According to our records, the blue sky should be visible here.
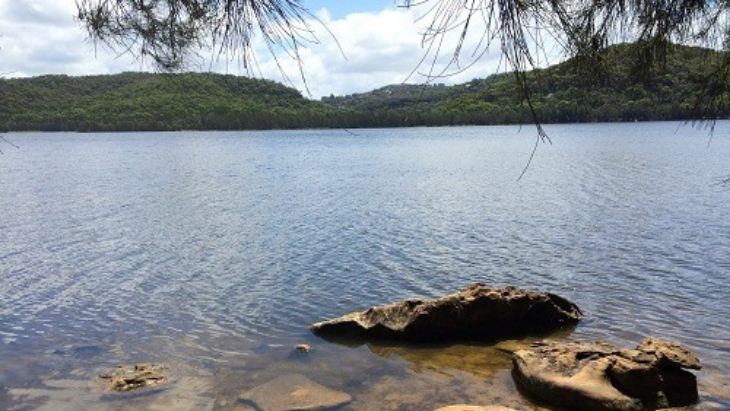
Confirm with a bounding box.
[303,1,403,19]
[0,1,517,98]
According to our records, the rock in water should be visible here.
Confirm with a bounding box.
[295,344,311,353]
[310,283,582,342]
[98,363,168,392]
[239,374,351,411]
[512,337,701,411]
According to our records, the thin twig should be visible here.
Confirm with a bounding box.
[0,135,20,154]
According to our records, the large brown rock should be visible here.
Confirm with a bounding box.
[512,338,701,411]
[310,283,582,342]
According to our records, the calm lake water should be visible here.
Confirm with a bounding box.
[1,123,729,411]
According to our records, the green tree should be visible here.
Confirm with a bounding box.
[76,1,729,116]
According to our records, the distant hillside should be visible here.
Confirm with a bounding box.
[0,43,727,132]
[322,43,730,125]
[0,72,338,132]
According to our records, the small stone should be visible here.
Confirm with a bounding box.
[295,344,311,353]
[98,363,168,392]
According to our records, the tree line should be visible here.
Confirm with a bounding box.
[0,72,336,132]
[0,44,727,132]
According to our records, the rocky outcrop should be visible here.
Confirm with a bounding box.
[98,363,168,392]
[512,338,701,411]
[311,283,582,342]
[239,374,351,411]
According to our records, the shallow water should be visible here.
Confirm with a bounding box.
[1,123,729,410]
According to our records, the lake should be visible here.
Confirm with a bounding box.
[1,122,729,411]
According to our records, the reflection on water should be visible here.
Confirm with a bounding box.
[368,343,514,380]
[1,124,730,410]
[365,330,577,380]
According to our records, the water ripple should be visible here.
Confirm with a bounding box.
[1,126,730,408]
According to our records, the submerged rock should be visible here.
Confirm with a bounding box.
[239,374,351,411]
[295,344,311,353]
[98,363,168,392]
[311,283,582,342]
[512,337,701,411]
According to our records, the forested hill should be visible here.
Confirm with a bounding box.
[323,43,730,125]
[1,43,727,132]
[0,72,339,132]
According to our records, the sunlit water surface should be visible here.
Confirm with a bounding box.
[1,123,729,411]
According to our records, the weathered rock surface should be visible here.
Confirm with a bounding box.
[98,363,168,392]
[435,404,516,411]
[512,337,701,411]
[310,283,582,342]
[239,374,351,411]
[431,406,519,411]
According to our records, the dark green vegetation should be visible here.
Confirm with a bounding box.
[325,44,730,126]
[0,72,337,131]
[1,44,727,132]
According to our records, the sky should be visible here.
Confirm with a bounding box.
[0,1,559,99]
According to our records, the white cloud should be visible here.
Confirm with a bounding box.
[3,0,76,27]
[0,0,553,98]
[241,7,510,98]
[0,0,151,77]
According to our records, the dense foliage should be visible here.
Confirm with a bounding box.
[326,43,730,126]
[0,44,727,132]
[0,72,339,131]
[76,1,730,123]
